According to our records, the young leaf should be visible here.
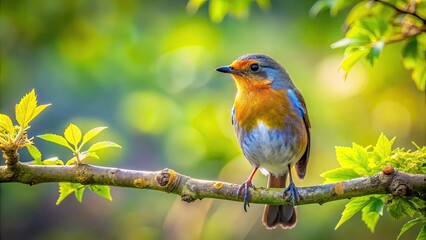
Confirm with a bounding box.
[42,157,64,166]
[0,114,15,136]
[340,47,370,77]
[74,186,85,203]
[31,104,51,124]
[361,197,384,233]
[335,145,370,175]
[65,157,77,166]
[374,133,395,159]
[15,89,37,128]
[15,89,50,128]
[366,40,384,65]
[321,167,361,183]
[57,183,86,204]
[38,134,74,151]
[64,123,82,149]
[402,35,426,91]
[81,126,108,148]
[26,144,42,165]
[387,198,417,220]
[57,182,75,205]
[352,143,371,173]
[397,217,426,240]
[88,141,121,152]
[89,185,112,201]
[335,196,374,229]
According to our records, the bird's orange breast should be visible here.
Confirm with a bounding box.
[233,84,293,132]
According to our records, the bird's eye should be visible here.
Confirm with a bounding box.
[250,63,260,72]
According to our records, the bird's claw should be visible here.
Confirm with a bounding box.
[237,181,255,212]
[283,181,300,206]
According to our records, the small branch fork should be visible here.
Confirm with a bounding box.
[1,163,425,205]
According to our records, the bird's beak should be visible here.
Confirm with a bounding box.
[215,66,234,74]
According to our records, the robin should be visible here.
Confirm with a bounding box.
[216,54,311,229]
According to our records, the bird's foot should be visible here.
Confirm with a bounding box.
[237,181,255,212]
[283,182,300,206]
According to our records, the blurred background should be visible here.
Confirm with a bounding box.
[1,0,424,239]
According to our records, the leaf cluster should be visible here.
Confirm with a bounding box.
[37,123,120,204]
[1,90,121,205]
[0,89,50,163]
[311,0,426,90]
[186,0,270,22]
[322,133,425,239]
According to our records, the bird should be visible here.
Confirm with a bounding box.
[216,54,311,229]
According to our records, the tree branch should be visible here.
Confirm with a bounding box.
[1,163,425,205]
[375,0,426,24]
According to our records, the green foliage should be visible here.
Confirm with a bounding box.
[188,0,425,90]
[39,124,121,164]
[398,217,426,240]
[0,90,120,205]
[187,0,270,22]
[0,89,50,153]
[324,133,426,237]
[312,0,426,90]
[57,183,112,205]
[15,89,51,129]
[39,123,120,204]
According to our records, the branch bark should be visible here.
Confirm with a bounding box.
[1,163,425,205]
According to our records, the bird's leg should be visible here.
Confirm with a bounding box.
[237,166,258,212]
[283,164,300,205]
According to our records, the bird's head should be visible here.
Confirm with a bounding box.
[216,54,292,91]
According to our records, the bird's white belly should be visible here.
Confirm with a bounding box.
[239,121,301,176]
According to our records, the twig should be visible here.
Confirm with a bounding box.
[375,0,426,24]
[1,163,425,205]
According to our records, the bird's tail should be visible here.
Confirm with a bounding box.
[262,174,297,229]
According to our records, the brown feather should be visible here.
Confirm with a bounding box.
[262,174,297,229]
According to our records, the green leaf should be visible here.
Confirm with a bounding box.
[66,157,77,166]
[374,133,395,159]
[335,144,370,175]
[15,89,50,128]
[74,187,85,203]
[81,126,108,148]
[64,123,82,149]
[26,144,42,165]
[397,217,426,240]
[352,143,371,173]
[387,198,417,219]
[186,0,208,13]
[402,35,426,91]
[331,38,354,49]
[209,0,229,22]
[340,46,370,77]
[417,226,426,240]
[321,167,361,183]
[89,185,112,201]
[57,183,85,205]
[38,134,74,151]
[335,196,373,229]
[42,157,64,166]
[31,104,51,123]
[57,182,75,205]
[0,114,15,136]
[88,141,121,152]
[366,40,384,65]
[361,197,384,233]
[310,0,334,17]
